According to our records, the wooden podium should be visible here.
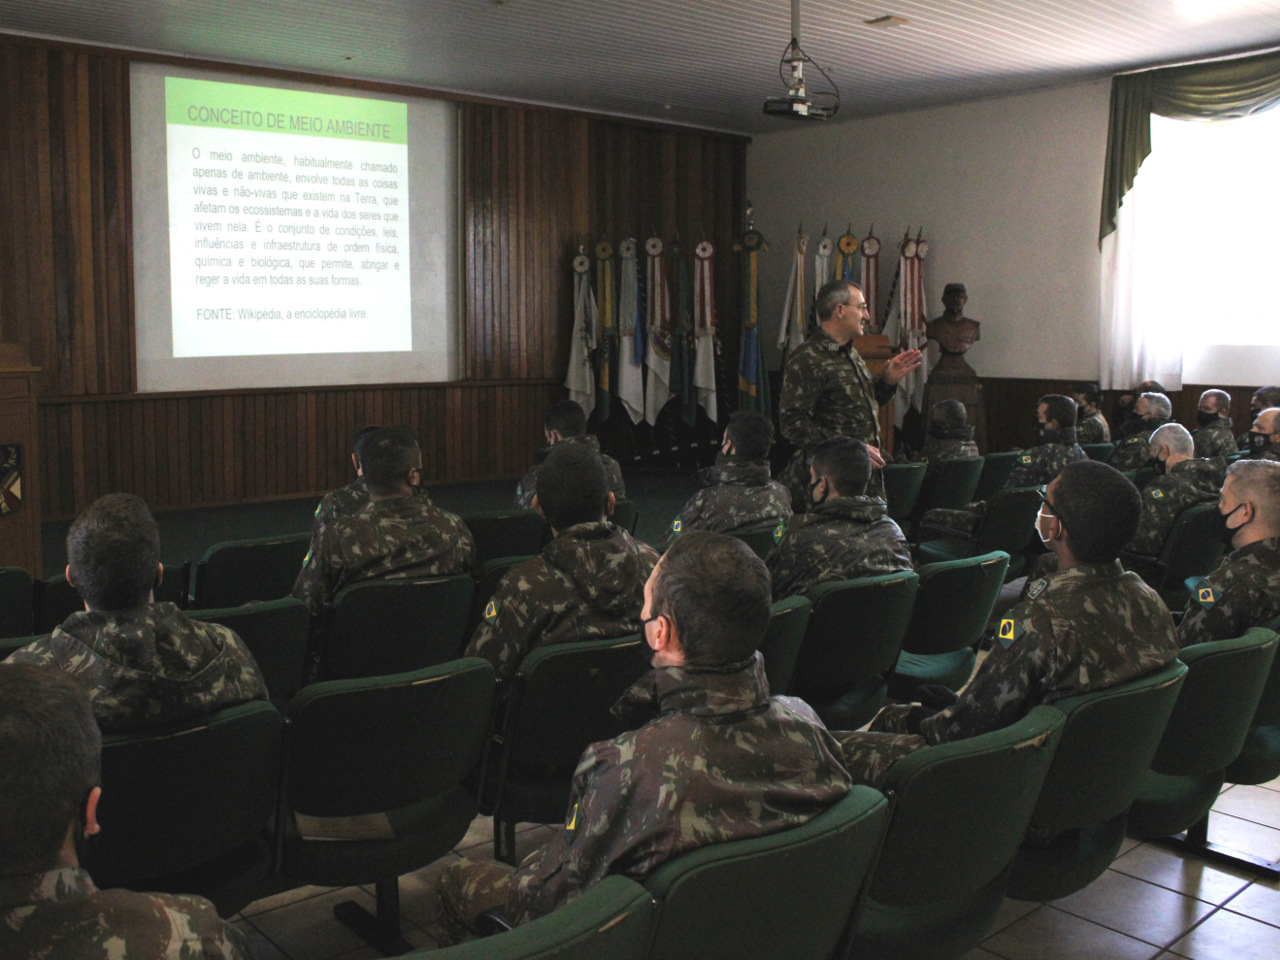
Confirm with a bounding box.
[0,344,42,577]
[854,334,896,456]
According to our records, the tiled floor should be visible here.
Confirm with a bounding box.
[234,781,1280,959]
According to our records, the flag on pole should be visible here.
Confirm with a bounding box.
[861,227,881,331]
[616,238,646,424]
[566,251,597,417]
[835,227,859,282]
[669,239,698,427]
[736,225,770,415]
[593,241,616,423]
[777,229,808,356]
[884,231,929,428]
[644,235,673,425]
[693,239,719,423]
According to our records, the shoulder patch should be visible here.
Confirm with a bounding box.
[301,547,312,567]
[773,522,786,543]
[671,518,682,534]
[1150,488,1165,500]
[565,802,580,834]
[1193,580,1218,609]
[484,599,499,622]
[313,501,322,517]
[1020,454,1033,464]
[1026,579,1047,601]
[996,617,1024,649]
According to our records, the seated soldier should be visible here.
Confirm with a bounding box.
[1127,423,1226,557]
[1241,407,1280,462]
[667,410,791,538]
[1193,390,1238,460]
[910,399,980,463]
[466,443,660,681]
[1177,459,1280,647]
[920,394,1086,539]
[1112,380,1168,440]
[0,664,251,959]
[1110,392,1175,470]
[516,400,625,509]
[1238,386,1280,450]
[767,435,913,600]
[837,460,1180,788]
[7,494,267,732]
[1070,382,1111,444]
[292,425,475,614]
[311,424,380,533]
[439,532,853,938]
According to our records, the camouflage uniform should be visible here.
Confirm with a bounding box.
[438,653,852,936]
[668,455,792,538]
[766,495,913,600]
[920,434,980,462]
[837,560,1181,787]
[1177,537,1280,647]
[1110,417,1172,471]
[464,521,660,681]
[1076,410,1111,444]
[1126,458,1226,557]
[1192,419,1239,460]
[1244,441,1280,463]
[312,476,369,533]
[6,603,268,733]
[0,867,251,959]
[779,328,897,507]
[516,435,626,509]
[292,494,475,614]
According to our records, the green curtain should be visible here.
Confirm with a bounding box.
[1099,48,1280,246]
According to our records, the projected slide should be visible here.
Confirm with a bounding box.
[166,77,410,357]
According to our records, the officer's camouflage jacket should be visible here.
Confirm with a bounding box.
[919,434,980,462]
[1005,429,1087,489]
[464,521,659,680]
[516,435,626,510]
[501,653,852,925]
[1109,417,1172,471]
[1127,457,1225,557]
[1177,536,1280,647]
[0,868,252,960]
[1244,441,1280,463]
[1192,419,1240,460]
[312,476,370,533]
[6,603,268,733]
[668,456,792,538]
[766,495,913,600]
[1076,411,1111,444]
[292,494,474,613]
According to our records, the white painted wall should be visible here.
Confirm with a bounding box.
[746,79,1111,380]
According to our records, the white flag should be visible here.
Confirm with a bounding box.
[616,238,646,425]
[565,253,597,417]
[693,240,718,422]
[644,237,673,426]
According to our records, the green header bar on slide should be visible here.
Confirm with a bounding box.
[165,77,407,144]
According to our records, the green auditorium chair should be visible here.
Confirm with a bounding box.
[279,659,494,954]
[466,554,535,640]
[197,597,311,706]
[790,572,919,729]
[1138,502,1227,608]
[971,451,1020,502]
[320,574,474,679]
[760,595,811,696]
[881,461,927,521]
[85,700,284,916]
[1128,629,1277,847]
[888,551,1010,699]
[190,533,311,608]
[0,566,33,638]
[421,876,655,960]
[460,509,548,568]
[724,522,786,561]
[847,706,1065,960]
[911,456,985,517]
[1080,442,1115,462]
[34,561,189,632]
[642,786,889,960]
[916,487,1041,581]
[1006,660,1187,902]
[0,633,48,660]
[485,635,649,863]
[611,498,640,535]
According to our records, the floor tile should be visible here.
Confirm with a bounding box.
[1211,785,1280,831]
[982,905,1157,960]
[1051,869,1213,946]
[323,923,436,959]
[1167,907,1280,960]
[246,885,381,960]
[452,814,493,855]
[242,884,336,917]
[232,918,289,959]
[1110,840,1257,905]
[1223,877,1280,929]
[398,852,460,928]
[985,898,1041,937]
[1204,812,1280,861]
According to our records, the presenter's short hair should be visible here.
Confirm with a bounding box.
[66,493,161,611]
[360,425,421,495]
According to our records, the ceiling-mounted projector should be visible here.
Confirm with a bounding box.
[763,0,839,121]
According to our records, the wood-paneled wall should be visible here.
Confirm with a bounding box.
[0,36,747,521]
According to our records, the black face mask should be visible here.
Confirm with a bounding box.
[1248,431,1271,452]
[1216,502,1245,546]
[1146,457,1166,476]
[1032,420,1047,444]
[1196,410,1220,428]
[808,477,828,507]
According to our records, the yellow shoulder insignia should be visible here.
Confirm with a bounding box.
[313,502,322,517]
[484,599,498,622]
[565,802,579,833]
[1150,488,1164,499]
[773,523,786,543]
[1195,583,1217,608]
[996,617,1023,649]
[1020,455,1033,464]
[671,518,682,533]
[301,547,312,567]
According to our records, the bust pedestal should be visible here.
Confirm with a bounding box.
[924,352,987,453]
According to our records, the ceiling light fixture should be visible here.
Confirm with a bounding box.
[763,0,839,121]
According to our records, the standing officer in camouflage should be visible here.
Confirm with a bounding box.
[293,425,475,614]
[516,400,625,509]
[1241,407,1280,462]
[767,436,913,600]
[1071,383,1111,444]
[1126,424,1226,557]
[1192,390,1239,460]
[439,532,852,937]
[1110,392,1175,471]
[466,442,659,681]
[668,410,791,538]
[837,460,1180,788]
[1238,387,1280,450]
[779,278,922,510]
[6,494,267,732]
[311,424,380,533]
[0,664,252,960]
[1178,459,1280,647]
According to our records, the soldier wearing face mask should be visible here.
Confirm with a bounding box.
[1237,387,1280,451]
[1191,390,1239,460]
[1110,392,1175,471]
[1177,459,1280,647]
[1071,382,1111,444]
[1241,407,1280,462]
[1127,424,1226,558]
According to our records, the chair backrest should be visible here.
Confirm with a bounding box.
[33,576,84,634]
[972,451,1021,502]
[87,700,283,885]
[725,523,786,561]
[0,566,34,638]
[760,596,811,696]
[193,533,311,608]
[460,510,548,568]
[467,555,535,639]
[901,551,1010,657]
[914,457,985,514]
[323,574,475,679]
[285,658,494,818]
[423,875,654,960]
[612,498,640,535]
[881,462,927,521]
[1157,502,1227,595]
[1028,660,1187,832]
[642,786,889,960]
[1251,613,1280,727]
[974,487,1042,557]
[870,706,1064,907]
[1080,443,1116,462]
[1152,629,1279,776]
[792,572,919,697]
[197,598,311,704]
